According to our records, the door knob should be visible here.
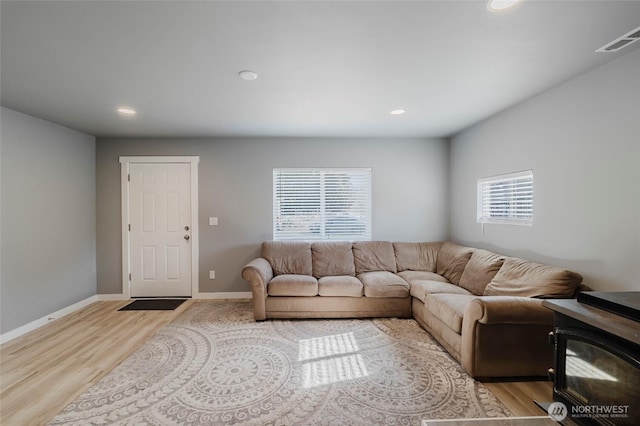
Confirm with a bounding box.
[185,226,190,231]
[184,234,190,240]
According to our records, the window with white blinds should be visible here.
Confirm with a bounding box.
[477,170,533,226]
[273,168,372,240]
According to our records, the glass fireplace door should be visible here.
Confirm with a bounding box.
[556,329,640,425]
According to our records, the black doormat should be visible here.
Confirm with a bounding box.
[118,299,186,311]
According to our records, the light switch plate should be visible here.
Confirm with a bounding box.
[209,270,215,279]
[209,217,218,226]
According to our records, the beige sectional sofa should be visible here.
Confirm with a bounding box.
[241,240,583,378]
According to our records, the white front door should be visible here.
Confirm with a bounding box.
[128,162,192,297]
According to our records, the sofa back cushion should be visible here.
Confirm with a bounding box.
[311,241,355,278]
[458,249,505,295]
[353,241,397,274]
[436,242,474,285]
[393,242,442,272]
[484,257,582,298]
[262,241,312,276]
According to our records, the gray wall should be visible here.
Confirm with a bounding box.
[1,107,96,333]
[96,137,449,294]
[449,50,640,291]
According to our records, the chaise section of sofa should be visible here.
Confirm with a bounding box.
[409,244,583,377]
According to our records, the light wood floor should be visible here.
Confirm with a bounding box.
[1,300,552,425]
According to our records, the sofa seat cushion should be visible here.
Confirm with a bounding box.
[424,294,477,334]
[393,242,442,272]
[318,276,363,297]
[459,249,505,295]
[436,242,474,285]
[312,241,355,278]
[484,257,583,298]
[262,241,313,276]
[353,241,397,274]
[409,280,472,302]
[358,271,409,298]
[267,274,318,296]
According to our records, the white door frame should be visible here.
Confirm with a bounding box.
[120,156,199,299]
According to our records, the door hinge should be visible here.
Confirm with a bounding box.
[129,273,131,280]
[128,224,131,231]
[128,174,130,182]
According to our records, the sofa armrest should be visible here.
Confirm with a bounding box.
[241,258,273,321]
[460,296,554,377]
[464,296,553,325]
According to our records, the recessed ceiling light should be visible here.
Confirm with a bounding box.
[390,109,406,115]
[488,0,521,11]
[238,70,258,81]
[116,107,137,116]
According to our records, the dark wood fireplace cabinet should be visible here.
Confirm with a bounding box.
[543,292,640,426]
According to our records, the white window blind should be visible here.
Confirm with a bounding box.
[477,170,533,226]
[273,168,372,240]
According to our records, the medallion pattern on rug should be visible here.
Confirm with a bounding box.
[50,302,511,425]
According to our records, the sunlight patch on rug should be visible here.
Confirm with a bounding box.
[302,354,369,388]
[298,332,360,361]
[49,301,512,425]
[299,332,369,387]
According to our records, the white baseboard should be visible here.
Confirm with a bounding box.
[96,293,129,301]
[0,295,98,345]
[97,292,252,300]
[195,292,252,300]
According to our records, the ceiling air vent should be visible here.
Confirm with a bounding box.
[596,25,640,52]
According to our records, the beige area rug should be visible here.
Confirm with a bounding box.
[50,301,512,425]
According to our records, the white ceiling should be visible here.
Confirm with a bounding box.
[1,0,639,138]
